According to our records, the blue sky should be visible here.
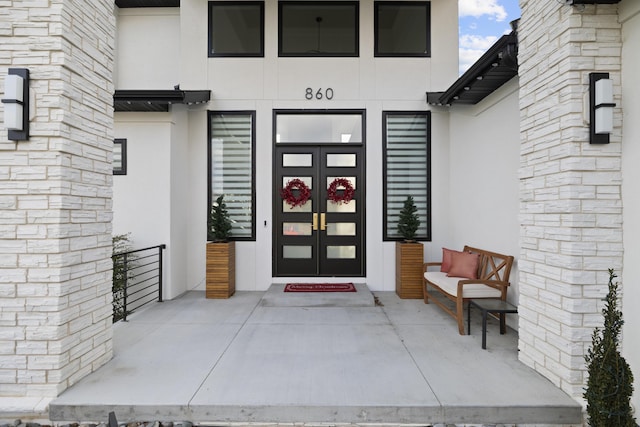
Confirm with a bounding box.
[458,0,521,74]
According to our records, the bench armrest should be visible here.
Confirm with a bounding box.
[457,279,510,298]
[423,262,442,272]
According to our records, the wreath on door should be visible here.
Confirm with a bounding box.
[280,178,311,208]
[327,177,355,205]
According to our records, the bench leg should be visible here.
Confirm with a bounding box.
[500,313,506,334]
[482,310,488,349]
[456,297,465,335]
[423,282,429,304]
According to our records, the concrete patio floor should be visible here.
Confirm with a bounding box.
[49,286,583,426]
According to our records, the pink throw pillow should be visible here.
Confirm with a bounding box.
[440,248,462,273]
[447,251,480,279]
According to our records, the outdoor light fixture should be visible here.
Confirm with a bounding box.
[589,72,615,144]
[1,68,30,141]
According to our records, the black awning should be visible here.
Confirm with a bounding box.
[115,0,179,7]
[114,89,211,112]
[427,27,518,107]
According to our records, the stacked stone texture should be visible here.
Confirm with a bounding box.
[0,0,115,406]
[518,1,622,402]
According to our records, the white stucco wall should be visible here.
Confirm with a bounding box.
[620,0,640,414]
[113,0,460,294]
[115,8,180,89]
[447,78,521,308]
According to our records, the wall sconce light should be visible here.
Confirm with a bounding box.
[1,68,30,141]
[589,72,615,144]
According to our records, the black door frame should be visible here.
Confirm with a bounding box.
[272,109,366,277]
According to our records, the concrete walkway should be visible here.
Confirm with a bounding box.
[49,286,582,426]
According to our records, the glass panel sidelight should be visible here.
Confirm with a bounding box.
[383,111,431,241]
[327,245,356,259]
[326,153,356,167]
[283,245,313,259]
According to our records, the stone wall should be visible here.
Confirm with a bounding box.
[0,0,115,413]
[518,0,623,401]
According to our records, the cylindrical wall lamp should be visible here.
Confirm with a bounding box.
[1,68,30,141]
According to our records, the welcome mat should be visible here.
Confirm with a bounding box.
[284,283,357,293]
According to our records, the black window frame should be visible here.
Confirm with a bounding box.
[208,111,257,241]
[278,1,360,57]
[382,111,432,241]
[374,1,431,57]
[208,1,265,58]
[113,139,127,176]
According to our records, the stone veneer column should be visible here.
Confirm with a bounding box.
[0,0,115,413]
[518,1,622,401]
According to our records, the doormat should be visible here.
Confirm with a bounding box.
[284,283,357,292]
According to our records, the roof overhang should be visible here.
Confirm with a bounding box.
[568,0,620,3]
[114,89,211,112]
[115,0,179,7]
[427,27,518,107]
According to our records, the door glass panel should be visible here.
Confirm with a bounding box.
[326,176,356,188]
[283,245,312,259]
[283,222,312,236]
[327,245,356,259]
[276,114,363,143]
[283,153,313,167]
[283,177,312,188]
[283,200,312,212]
[326,153,356,167]
[326,222,356,236]
[326,201,356,213]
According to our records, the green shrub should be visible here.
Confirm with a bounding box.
[584,269,636,427]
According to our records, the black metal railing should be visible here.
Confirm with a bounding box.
[112,244,166,322]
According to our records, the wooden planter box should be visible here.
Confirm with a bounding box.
[206,241,235,298]
[395,241,424,299]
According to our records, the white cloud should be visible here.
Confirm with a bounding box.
[459,0,508,22]
[459,34,498,74]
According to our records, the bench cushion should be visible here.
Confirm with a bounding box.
[425,271,502,299]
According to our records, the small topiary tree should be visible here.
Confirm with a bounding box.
[209,194,232,242]
[397,195,420,241]
[584,268,636,427]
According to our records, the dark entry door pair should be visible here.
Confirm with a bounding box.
[274,145,364,276]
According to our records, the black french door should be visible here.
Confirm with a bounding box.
[274,145,365,276]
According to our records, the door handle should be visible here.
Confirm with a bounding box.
[320,213,326,231]
[312,213,318,231]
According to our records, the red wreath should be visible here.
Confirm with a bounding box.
[281,178,311,208]
[327,178,355,205]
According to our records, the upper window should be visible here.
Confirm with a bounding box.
[208,112,256,240]
[208,2,264,57]
[279,1,359,57]
[375,1,430,57]
[382,112,431,241]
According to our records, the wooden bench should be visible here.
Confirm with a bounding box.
[423,245,514,335]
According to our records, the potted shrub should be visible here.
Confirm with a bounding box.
[395,196,423,299]
[206,195,235,298]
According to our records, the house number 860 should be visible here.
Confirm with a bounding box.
[305,88,334,100]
